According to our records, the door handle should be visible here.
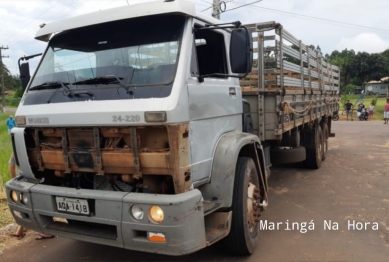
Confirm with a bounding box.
[229,87,236,97]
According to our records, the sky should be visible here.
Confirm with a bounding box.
[0,0,388,76]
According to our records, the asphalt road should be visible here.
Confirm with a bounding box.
[2,121,389,261]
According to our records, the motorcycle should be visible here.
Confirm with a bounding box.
[332,110,339,121]
[358,108,369,121]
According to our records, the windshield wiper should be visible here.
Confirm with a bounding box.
[46,82,72,104]
[72,76,123,85]
[73,75,134,96]
[29,81,70,90]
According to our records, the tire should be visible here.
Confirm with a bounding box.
[225,157,260,255]
[304,126,323,169]
[270,146,306,165]
[322,124,329,161]
[332,114,339,121]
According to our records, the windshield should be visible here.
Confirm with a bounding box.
[27,15,184,103]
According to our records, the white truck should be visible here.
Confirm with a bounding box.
[7,0,339,256]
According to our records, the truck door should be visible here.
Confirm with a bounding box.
[187,20,242,183]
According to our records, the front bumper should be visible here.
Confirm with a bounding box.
[6,177,206,256]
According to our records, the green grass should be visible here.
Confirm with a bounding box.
[0,113,13,191]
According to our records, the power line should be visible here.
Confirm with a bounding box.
[222,0,261,14]
[7,0,85,46]
[229,1,389,33]
[257,6,389,32]
[9,0,95,46]
[2,1,59,42]
[52,0,93,21]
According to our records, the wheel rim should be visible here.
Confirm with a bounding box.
[317,127,323,161]
[324,140,328,154]
[247,180,260,234]
[317,139,322,160]
[323,125,328,157]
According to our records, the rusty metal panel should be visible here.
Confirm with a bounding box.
[26,124,190,194]
[166,123,191,193]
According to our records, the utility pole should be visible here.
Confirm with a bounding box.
[212,0,220,19]
[0,45,9,113]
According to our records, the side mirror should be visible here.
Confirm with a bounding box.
[230,28,253,74]
[18,53,42,91]
[19,62,31,91]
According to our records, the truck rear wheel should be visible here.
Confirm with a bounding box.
[270,146,306,165]
[304,126,323,169]
[224,157,260,255]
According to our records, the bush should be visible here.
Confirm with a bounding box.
[345,84,357,94]
[370,96,378,106]
[14,88,24,98]
[5,97,21,107]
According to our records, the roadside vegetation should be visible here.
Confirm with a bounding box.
[0,113,13,191]
[325,48,389,93]
[4,90,22,108]
[0,113,14,227]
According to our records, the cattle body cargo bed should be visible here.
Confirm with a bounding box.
[241,21,340,141]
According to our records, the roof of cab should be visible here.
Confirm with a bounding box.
[35,0,210,42]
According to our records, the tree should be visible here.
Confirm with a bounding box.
[0,63,22,91]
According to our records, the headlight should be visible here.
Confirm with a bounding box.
[149,206,164,223]
[131,205,144,220]
[11,191,18,203]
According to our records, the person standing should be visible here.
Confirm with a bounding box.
[368,103,375,120]
[6,115,15,134]
[344,100,354,121]
[384,99,389,124]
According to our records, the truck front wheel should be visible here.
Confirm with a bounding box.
[225,157,260,255]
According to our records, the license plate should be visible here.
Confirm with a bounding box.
[56,197,90,215]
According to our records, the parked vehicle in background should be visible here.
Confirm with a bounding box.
[6,0,339,256]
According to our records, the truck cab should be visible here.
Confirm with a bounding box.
[7,0,265,256]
